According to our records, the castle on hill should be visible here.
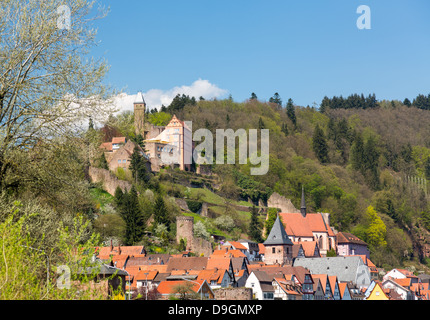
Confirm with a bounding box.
[100,92,192,173]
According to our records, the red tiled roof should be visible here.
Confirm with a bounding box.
[279,213,313,237]
[258,243,265,254]
[295,241,320,257]
[211,249,246,258]
[166,257,209,272]
[311,274,329,293]
[226,241,247,250]
[279,212,336,238]
[97,245,145,260]
[197,269,227,284]
[99,142,113,151]
[156,280,204,295]
[207,257,232,270]
[393,278,412,288]
[337,232,367,246]
[338,282,348,299]
[112,137,126,144]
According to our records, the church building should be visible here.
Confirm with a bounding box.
[278,188,337,257]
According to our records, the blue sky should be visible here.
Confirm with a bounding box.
[91,0,430,109]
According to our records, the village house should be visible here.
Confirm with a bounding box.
[337,232,370,259]
[237,239,260,261]
[338,282,353,300]
[383,268,420,284]
[311,274,333,300]
[328,275,341,300]
[196,269,232,289]
[364,281,389,300]
[312,277,326,300]
[272,277,303,300]
[382,278,415,300]
[245,270,275,300]
[156,279,214,300]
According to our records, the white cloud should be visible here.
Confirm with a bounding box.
[112,79,228,114]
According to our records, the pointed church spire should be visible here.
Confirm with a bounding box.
[300,185,306,217]
[263,214,293,246]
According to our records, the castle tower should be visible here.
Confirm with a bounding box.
[176,216,194,251]
[263,214,293,265]
[134,92,146,137]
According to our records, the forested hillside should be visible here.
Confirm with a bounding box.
[152,92,430,270]
[4,89,430,291]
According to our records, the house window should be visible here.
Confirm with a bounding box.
[118,159,121,163]
[263,292,273,299]
[272,247,276,254]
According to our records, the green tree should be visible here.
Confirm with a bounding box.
[120,186,145,245]
[264,208,279,239]
[153,194,170,230]
[250,92,258,100]
[258,117,265,130]
[312,124,329,163]
[269,92,282,109]
[425,157,430,180]
[0,0,112,189]
[0,200,118,299]
[129,146,150,184]
[403,98,412,107]
[320,96,331,113]
[350,133,365,172]
[363,135,380,190]
[281,123,289,136]
[249,206,262,242]
[286,98,297,127]
[365,205,387,248]
[114,186,125,209]
[98,152,109,170]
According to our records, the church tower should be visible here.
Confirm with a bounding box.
[263,214,293,265]
[134,92,146,137]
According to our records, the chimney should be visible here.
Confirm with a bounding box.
[110,239,113,252]
[118,244,121,255]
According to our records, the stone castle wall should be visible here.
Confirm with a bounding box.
[176,216,213,257]
[213,288,253,300]
[267,192,299,213]
[88,166,132,196]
